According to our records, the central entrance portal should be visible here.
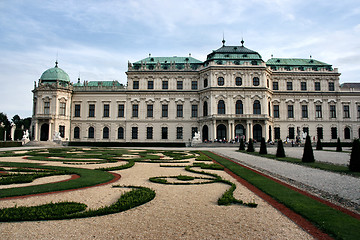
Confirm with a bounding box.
[217,124,227,140]
[40,123,49,141]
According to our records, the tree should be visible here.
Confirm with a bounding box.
[259,138,267,154]
[276,139,285,157]
[302,135,315,162]
[0,112,11,141]
[12,115,22,128]
[247,138,255,152]
[239,138,245,151]
[336,138,342,152]
[349,139,360,172]
[316,138,323,150]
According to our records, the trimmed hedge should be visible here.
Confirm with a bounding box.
[0,142,22,148]
[68,142,186,147]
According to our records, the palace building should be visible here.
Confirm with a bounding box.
[31,40,360,145]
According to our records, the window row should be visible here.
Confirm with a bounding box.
[215,77,260,87]
[133,80,198,90]
[43,101,66,116]
[214,100,261,115]
[273,81,335,91]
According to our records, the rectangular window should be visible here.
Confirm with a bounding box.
[331,127,337,139]
[288,105,294,118]
[315,105,322,118]
[89,104,95,117]
[59,102,66,116]
[301,82,307,91]
[162,104,168,117]
[177,81,183,90]
[162,127,168,139]
[273,105,279,118]
[132,127,138,139]
[147,104,153,118]
[330,105,336,118]
[177,104,183,117]
[44,102,50,114]
[192,127,198,138]
[192,81,198,90]
[59,125,65,138]
[103,104,110,117]
[176,127,183,139]
[148,81,154,89]
[287,82,293,90]
[289,127,295,139]
[273,82,279,90]
[132,104,138,118]
[302,105,308,118]
[133,81,139,89]
[274,127,280,139]
[162,81,168,89]
[74,104,81,117]
[315,82,321,91]
[317,127,323,140]
[303,127,309,135]
[358,105,360,118]
[329,82,335,91]
[343,105,350,118]
[146,127,153,139]
[191,105,198,117]
[118,104,124,117]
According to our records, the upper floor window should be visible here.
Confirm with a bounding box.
[218,100,225,114]
[132,104,138,118]
[162,80,168,89]
[177,104,183,117]
[204,78,208,88]
[192,81,198,90]
[235,100,243,114]
[74,104,81,117]
[118,104,124,117]
[103,104,110,117]
[44,102,50,114]
[235,77,242,86]
[273,82,279,90]
[343,105,350,118]
[59,102,66,116]
[302,105,308,118]
[133,81,139,89]
[288,105,294,118]
[177,81,183,90]
[218,77,224,86]
[191,105,198,117]
[162,104,168,117]
[253,77,260,86]
[287,82,293,90]
[273,105,279,118]
[253,100,261,114]
[329,82,335,91]
[301,82,307,91]
[315,105,322,118]
[88,104,95,117]
[203,101,208,116]
[330,105,336,118]
[315,82,321,91]
[148,81,154,90]
[103,127,109,139]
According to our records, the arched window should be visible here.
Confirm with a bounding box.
[218,77,224,86]
[218,100,225,114]
[253,77,260,86]
[88,127,94,139]
[103,127,109,139]
[235,77,242,86]
[204,78,208,88]
[74,127,80,139]
[235,100,243,114]
[203,101,208,116]
[344,127,351,139]
[253,100,261,114]
[118,127,124,139]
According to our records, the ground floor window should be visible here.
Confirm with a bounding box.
[274,127,280,140]
[162,127,168,139]
[192,127,198,138]
[59,125,65,138]
[74,127,80,139]
[147,127,153,139]
[344,127,351,139]
[118,127,124,139]
[176,127,183,139]
[288,127,295,140]
[317,127,323,140]
[132,127,138,139]
[331,127,337,139]
[103,127,109,139]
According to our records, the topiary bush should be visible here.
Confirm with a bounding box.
[259,138,267,154]
[316,138,323,150]
[276,139,285,157]
[247,139,254,152]
[349,139,360,172]
[336,138,342,152]
[239,138,245,151]
[302,135,315,162]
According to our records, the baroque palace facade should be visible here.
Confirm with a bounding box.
[31,40,360,144]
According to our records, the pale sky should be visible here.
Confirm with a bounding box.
[1,0,360,119]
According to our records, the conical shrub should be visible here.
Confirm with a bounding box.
[276,139,285,157]
[302,135,315,162]
[247,138,255,152]
[259,138,267,154]
[336,138,342,152]
[239,138,245,151]
[349,139,360,172]
[316,138,323,150]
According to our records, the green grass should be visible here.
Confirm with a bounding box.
[202,151,360,240]
[238,150,360,178]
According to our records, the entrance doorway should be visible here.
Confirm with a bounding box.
[40,123,49,141]
[253,124,262,142]
[217,124,227,140]
[202,125,208,142]
[235,124,245,140]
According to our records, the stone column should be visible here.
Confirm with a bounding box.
[35,122,38,141]
[49,122,52,141]
[246,120,252,141]
[229,120,234,140]
[264,121,268,141]
[213,119,217,140]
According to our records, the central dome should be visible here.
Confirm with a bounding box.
[40,62,70,82]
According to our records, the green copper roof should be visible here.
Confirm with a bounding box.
[134,56,202,64]
[73,81,124,87]
[266,58,330,66]
[40,62,70,82]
